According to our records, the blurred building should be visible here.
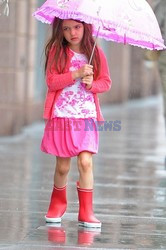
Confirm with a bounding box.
[0,0,161,135]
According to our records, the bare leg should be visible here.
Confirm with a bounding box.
[77,151,93,189]
[54,157,71,187]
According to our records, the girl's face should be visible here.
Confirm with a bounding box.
[62,19,84,52]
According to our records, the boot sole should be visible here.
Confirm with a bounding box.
[78,221,101,228]
[45,216,61,223]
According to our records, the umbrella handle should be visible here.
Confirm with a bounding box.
[89,26,100,65]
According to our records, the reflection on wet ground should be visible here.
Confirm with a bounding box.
[0,96,166,249]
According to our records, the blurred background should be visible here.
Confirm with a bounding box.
[0,0,162,136]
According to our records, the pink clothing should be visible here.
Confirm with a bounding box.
[41,117,99,157]
[54,51,96,119]
[43,46,112,121]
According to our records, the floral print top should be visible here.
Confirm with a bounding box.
[53,51,97,119]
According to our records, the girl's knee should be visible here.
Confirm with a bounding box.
[56,166,70,176]
[78,154,92,173]
[56,158,71,176]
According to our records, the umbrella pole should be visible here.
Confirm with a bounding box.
[89,26,100,65]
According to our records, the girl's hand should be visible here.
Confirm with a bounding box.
[72,64,93,80]
[82,75,93,89]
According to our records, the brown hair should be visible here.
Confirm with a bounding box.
[45,17,101,79]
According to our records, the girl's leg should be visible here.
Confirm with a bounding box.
[77,151,101,228]
[54,157,71,187]
[45,157,71,223]
[77,151,93,189]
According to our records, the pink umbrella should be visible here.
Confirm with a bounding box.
[33,0,166,51]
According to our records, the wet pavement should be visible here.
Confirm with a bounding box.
[0,95,166,250]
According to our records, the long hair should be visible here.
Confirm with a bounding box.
[45,18,101,80]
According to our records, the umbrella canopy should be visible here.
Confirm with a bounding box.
[33,0,166,50]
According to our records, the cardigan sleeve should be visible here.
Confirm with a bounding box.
[45,48,75,91]
[46,71,75,91]
[88,48,112,94]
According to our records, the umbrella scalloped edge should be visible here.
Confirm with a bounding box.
[33,7,166,50]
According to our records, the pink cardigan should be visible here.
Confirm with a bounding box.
[43,46,112,121]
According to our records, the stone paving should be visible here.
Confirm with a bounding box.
[0,96,166,250]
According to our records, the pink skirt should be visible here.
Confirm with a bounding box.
[40,117,99,157]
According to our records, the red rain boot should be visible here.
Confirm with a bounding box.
[77,182,101,228]
[45,185,67,223]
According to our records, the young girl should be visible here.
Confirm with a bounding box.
[41,17,111,228]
